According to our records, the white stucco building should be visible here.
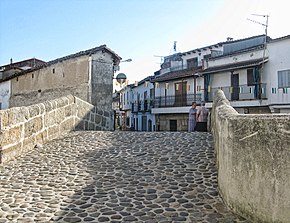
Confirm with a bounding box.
[203,34,290,114]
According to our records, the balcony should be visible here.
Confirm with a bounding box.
[132,100,153,113]
[160,64,201,75]
[154,93,202,108]
[207,84,267,102]
[132,103,138,113]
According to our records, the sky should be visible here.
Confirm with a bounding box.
[0,0,289,87]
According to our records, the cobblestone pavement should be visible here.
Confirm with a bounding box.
[0,131,250,223]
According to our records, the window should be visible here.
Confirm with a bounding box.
[187,57,198,69]
[0,102,2,110]
[247,69,255,86]
[278,69,290,88]
[52,68,55,74]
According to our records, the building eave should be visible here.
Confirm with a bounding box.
[151,67,201,83]
[202,58,269,75]
[0,45,122,83]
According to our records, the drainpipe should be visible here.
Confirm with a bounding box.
[194,74,197,102]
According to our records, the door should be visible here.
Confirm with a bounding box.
[170,120,177,131]
[142,116,147,131]
[231,73,239,101]
[174,81,187,106]
[148,119,152,132]
[135,118,138,131]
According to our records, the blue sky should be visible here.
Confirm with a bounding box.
[1,0,289,85]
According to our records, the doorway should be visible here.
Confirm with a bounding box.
[170,120,177,131]
[231,73,239,101]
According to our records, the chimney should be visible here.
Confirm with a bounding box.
[227,37,233,42]
[10,58,13,64]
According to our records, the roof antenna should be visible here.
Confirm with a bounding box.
[173,41,177,53]
[247,14,269,99]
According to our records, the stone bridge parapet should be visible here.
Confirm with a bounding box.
[0,95,113,164]
[211,89,290,222]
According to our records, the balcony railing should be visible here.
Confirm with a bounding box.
[207,83,267,102]
[160,65,201,75]
[154,93,202,108]
[132,100,153,113]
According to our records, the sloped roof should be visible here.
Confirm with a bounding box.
[151,67,201,83]
[132,75,155,87]
[269,34,290,43]
[202,58,268,75]
[0,45,122,83]
[0,58,46,70]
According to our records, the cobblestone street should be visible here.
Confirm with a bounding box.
[0,131,249,223]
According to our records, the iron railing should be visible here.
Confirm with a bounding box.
[207,83,267,102]
[160,64,201,75]
[154,93,202,108]
[132,100,153,113]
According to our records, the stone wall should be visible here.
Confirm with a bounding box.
[158,114,188,131]
[211,90,290,223]
[10,55,90,108]
[0,95,113,164]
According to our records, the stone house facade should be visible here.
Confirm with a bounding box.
[0,45,121,130]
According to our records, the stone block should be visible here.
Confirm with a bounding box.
[75,119,85,130]
[95,114,102,124]
[7,107,27,126]
[44,111,56,127]
[95,125,101,131]
[35,130,48,145]
[101,117,107,127]
[55,98,65,108]
[0,110,9,129]
[64,105,73,117]
[67,95,75,104]
[54,107,65,124]
[51,100,57,110]
[85,121,89,130]
[24,117,43,138]
[23,136,36,149]
[1,143,22,163]
[0,125,23,146]
[47,125,59,140]
[97,110,103,116]
[104,111,110,117]
[60,118,74,133]
[28,104,41,118]
[43,101,53,112]
[62,96,70,106]
[88,123,95,130]
[38,103,45,114]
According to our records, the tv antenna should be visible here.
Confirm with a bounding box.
[173,41,177,53]
[247,14,269,99]
[247,14,269,38]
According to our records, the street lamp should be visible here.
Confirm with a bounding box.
[121,59,132,62]
[115,72,127,85]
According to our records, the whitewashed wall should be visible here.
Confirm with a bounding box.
[205,49,265,68]
[265,38,290,109]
